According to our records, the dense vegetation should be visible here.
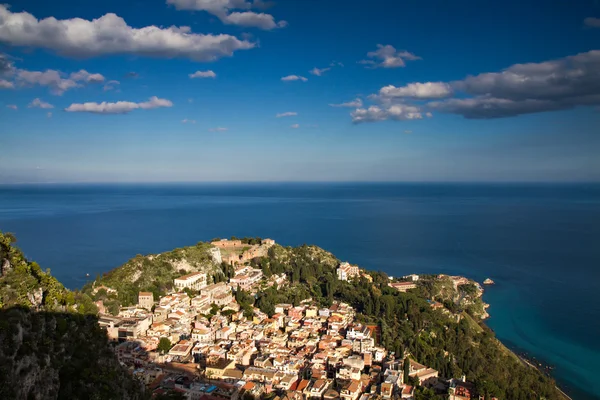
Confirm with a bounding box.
[0,231,144,400]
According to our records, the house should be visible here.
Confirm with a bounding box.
[407,359,438,387]
[205,358,236,379]
[230,267,263,291]
[192,327,215,343]
[448,377,477,400]
[202,282,230,301]
[337,262,359,281]
[168,340,194,360]
[138,292,154,310]
[212,291,234,306]
[174,272,207,291]
[340,380,362,400]
[116,314,153,340]
[380,382,393,399]
[388,282,417,292]
[307,379,331,399]
[221,368,244,384]
[401,385,414,399]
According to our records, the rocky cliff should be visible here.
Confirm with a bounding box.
[0,231,145,400]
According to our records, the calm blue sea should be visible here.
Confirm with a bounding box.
[0,183,599,399]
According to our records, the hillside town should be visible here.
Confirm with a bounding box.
[94,239,491,400]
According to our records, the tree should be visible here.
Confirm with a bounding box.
[404,357,411,384]
[158,337,172,354]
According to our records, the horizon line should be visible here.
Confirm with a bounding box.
[1,180,599,186]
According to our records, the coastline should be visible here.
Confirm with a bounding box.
[481,285,581,400]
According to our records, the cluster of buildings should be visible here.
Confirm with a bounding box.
[110,293,446,400]
[96,241,491,400]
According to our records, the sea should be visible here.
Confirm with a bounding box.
[0,183,598,399]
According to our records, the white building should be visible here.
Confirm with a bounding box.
[138,292,154,310]
[337,262,360,281]
[174,272,207,291]
[192,327,215,343]
[403,274,419,281]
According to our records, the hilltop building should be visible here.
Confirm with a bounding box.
[337,262,359,281]
[174,272,207,291]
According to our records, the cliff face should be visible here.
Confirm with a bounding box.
[0,307,143,400]
[0,232,145,400]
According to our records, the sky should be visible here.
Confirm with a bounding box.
[0,0,599,183]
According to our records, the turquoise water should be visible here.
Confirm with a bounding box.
[0,183,598,398]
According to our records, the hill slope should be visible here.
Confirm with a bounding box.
[84,241,222,308]
[0,231,144,400]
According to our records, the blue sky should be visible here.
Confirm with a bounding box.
[0,0,599,183]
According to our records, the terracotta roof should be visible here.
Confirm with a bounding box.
[175,271,205,280]
[297,379,310,391]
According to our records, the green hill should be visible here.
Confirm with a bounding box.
[83,241,222,309]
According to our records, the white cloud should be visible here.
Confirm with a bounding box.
[329,98,363,108]
[28,98,54,109]
[189,70,216,79]
[166,0,286,30]
[330,61,344,67]
[378,82,453,99]
[7,68,107,95]
[69,70,105,83]
[350,104,426,123]
[65,96,172,114]
[0,79,14,89]
[208,127,228,132]
[360,44,420,68]
[103,80,120,91]
[17,69,80,95]
[404,130,412,134]
[276,111,297,117]
[281,75,307,82]
[0,53,106,94]
[182,118,196,123]
[46,112,52,118]
[6,104,17,110]
[358,49,600,121]
[584,17,600,28]
[0,5,254,61]
[290,123,300,128]
[223,12,287,30]
[309,67,330,76]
